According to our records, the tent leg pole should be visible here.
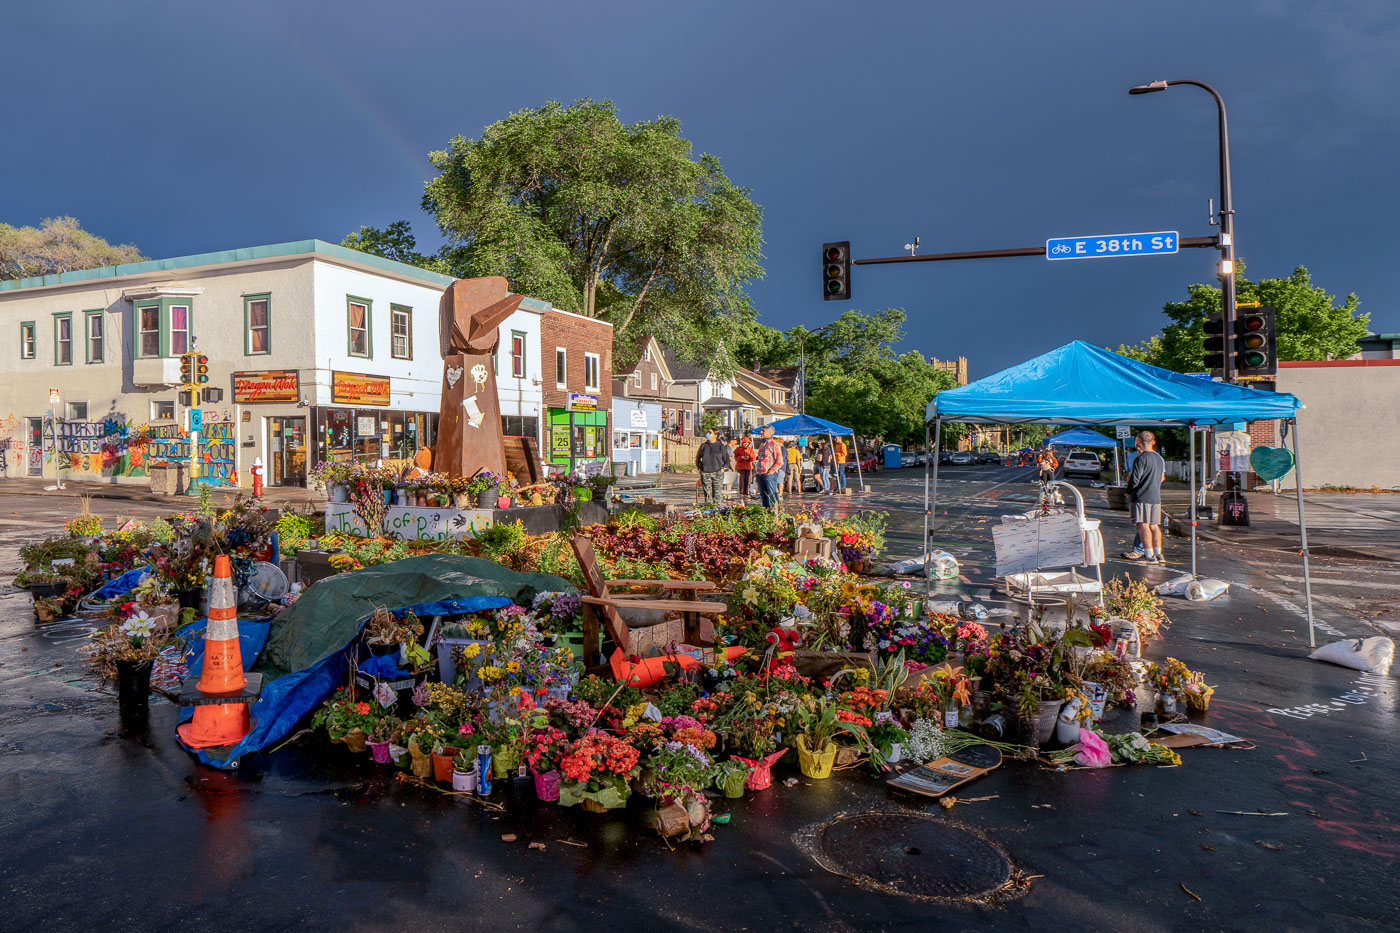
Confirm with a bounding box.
[1189,427,1198,579]
[923,421,931,592]
[1289,417,1316,647]
[1113,443,1121,487]
[927,418,942,600]
[853,435,865,490]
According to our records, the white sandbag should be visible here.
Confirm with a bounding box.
[1309,636,1394,675]
[1186,578,1229,601]
[888,550,958,578]
[1156,575,1194,597]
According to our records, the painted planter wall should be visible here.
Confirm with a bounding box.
[324,501,494,541]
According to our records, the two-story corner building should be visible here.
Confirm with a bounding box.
[540,309,613,474]
[610,335,673,474]
[0,240,584,488]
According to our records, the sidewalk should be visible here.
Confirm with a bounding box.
[0,477,320,510]
[1159,484,1400,563]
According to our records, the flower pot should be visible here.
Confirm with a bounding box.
[452,768,478,793]
[28,581,66,599]
[496,496,511,510]
[476,489,496,508]
[533,769,562,802]
[452,492,470,508]
[175,587,203,612]
[381,489,393,505]
[431,749,456,782]
[436,495,450,507]
[344,728,368,754]
[366,638,398,657]
[329,484,348,504]
[1033,700,1064,746]
[1156,693,1179,716]
[367,740,392,764]
[408,740,434,779]
[395,491,409,506]
[733,748,787,790]
[885,743,905,764]
[720,768,748,798]
[1084,682,1108,722]
[492,747,519,780]
[797,736,837,779]
[115,658,153,712]
[388,743,409,766]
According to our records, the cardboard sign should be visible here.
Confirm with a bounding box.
[993,511,1085,576]
[233,370,299,403]
[887,744,1002,798]
[332,371,391,406]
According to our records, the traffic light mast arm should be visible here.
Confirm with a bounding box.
[851,235,1219,265]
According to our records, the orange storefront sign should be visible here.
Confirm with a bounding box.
[233,370,300,404]
[331,371,391,406]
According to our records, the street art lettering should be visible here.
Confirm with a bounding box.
[325,502,493,541]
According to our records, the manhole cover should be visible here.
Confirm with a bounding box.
[816,812,1012,900]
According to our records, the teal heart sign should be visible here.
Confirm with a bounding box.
[1250,446,1295,481]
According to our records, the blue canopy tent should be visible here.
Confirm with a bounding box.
[1044,426,1127,484]
[752,413,864,491]
[922,341,1317,645]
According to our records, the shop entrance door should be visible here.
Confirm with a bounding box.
[27,418,43,475]
[270,416,307,486]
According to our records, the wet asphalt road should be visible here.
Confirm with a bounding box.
[2,468,1398,932]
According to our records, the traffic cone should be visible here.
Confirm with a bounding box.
[177,555,259,748]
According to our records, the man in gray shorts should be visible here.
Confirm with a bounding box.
[1124,430,1167,564]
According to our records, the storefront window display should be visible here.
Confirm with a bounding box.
[319,408,437,465]
[547,408,608,473]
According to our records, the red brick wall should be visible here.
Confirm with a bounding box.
[541,311,613,412]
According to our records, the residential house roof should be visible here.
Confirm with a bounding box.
[659,345,712,382]
[756,365,800,389]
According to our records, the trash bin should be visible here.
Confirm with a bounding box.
[883,444,903,469]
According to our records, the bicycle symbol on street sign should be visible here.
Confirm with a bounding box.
[1045,231,1179,260]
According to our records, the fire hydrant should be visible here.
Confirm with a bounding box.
[251,457,264,498]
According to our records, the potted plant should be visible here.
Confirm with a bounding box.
[452,749,479,792]
[794,696,841,779]
[83,612,182,714]
[311,688,375,752]
[468,471,501,508]
[558,733,642,811]
[526,725,568,802]
[1147,657,1191,715]
[714,759,750,798]
[310,460,354,503]
[367,717,399,763]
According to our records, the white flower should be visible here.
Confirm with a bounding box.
[741,587,759,604]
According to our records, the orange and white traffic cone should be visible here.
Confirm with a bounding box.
[177,554,260,749]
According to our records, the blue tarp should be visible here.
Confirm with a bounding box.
[928,340,1302,426]
[750,413,853,436]
[1044,427,1120,449]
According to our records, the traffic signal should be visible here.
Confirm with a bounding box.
[178,390,192,407]
[1235,307,1277,377]
[822,241,850,301]
[195,354,209,384]
[202,387,223,403]
[1203,313,1227,375]
[179,353,193,385]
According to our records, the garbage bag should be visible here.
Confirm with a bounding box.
[1186,578,1229,601]
[1309,636,1394,675]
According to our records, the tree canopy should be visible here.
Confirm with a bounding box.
[0,217,144,280]
[1115,263,1369,372]
[735,308,959,445]
[340,221,453,276]
[418,98,764,353]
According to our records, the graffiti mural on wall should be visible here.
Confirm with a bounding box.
[0,412,239,484]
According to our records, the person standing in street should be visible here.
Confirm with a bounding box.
[755,424,784,508]
[1123,430,1167,564]
[786,440,802,496]
[733,435,756,502]
[832,436,848,492]
[813,441,831,494]
[1037,447,1058,485]
[695,429,731,506]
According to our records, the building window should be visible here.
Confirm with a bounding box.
[632,371,642,388]
[84,310,104,363]
[651,372,658,390]
[391,304,412,360]
[245,294,271,355]
[169,304,190,355]
[54,313,72,365]
[137,305,160,358]
[151,400,175,421]
[555,347,566,387]
[66,401,87,421]
[20,321,35,359]
[501,414,539,438]
[347,297,372,358]
[584,352,600,391]
[644,345,652,361]
[511,330,526,378]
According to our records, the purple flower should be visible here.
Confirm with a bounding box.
[411,683,432,707]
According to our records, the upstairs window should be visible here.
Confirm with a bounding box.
[19,321,35,359]
[85,311,104,363]
[347,297,371,357]
[651,372,658,390]
[391,305,412,360]
[555,348,567,387]
[511,331,526,378]
[584,352,600,391]
[245,294,271,355]
[632,371,642,388]
[168,305,190,355]
[54,313,72,365]
[138,305,161,357]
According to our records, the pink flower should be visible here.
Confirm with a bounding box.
[1074,729,1111,768]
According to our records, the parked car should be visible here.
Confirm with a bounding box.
[938,450,953,465]
[975,450,1001,464]
[1061,450,1104,479]
[949,450,976,465]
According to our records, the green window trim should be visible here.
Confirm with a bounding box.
[53,312,73,366]
[510,329,527,378]
[19,321,35,359]
[346,295,373,358]
[133,298,194,359]
[390,303,412,360]
[83,309,104,364]
[243,292,272,356]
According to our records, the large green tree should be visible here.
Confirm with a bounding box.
[1117,264,1369,372]
[0,216,144,280]
[420,98,764,352]
[340,220,453,276]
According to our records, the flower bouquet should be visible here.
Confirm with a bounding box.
[558,733,641,811]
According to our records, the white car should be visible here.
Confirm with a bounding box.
[949,450,976,465]
[1061,450,1103,479]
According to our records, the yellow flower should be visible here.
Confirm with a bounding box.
[507,660,521,673]
[742,587,760,604]
[461,643,482,659]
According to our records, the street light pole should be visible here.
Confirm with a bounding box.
[1130,79,1236,382]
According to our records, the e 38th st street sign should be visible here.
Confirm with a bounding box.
[1045,231,1179,260]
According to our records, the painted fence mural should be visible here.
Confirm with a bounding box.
[0,412,238,484]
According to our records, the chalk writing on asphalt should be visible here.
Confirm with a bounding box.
[1265,671,1392,720]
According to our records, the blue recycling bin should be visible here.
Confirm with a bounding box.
[883,444,903,469]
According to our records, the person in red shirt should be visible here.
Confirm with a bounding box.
[755,424,784,508]
[733,435,756,501]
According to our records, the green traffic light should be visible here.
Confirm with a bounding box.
[1242,351,1266,368]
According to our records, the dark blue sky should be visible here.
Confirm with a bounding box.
[6,0,1396,376]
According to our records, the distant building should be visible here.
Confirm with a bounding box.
[1355,332,1400,360]
[932,356,968,385]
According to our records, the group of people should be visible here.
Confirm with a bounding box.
[695,426,851,508]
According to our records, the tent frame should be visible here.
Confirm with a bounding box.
[925,413,1317,647]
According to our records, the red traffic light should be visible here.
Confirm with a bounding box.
[1241,314,1265,332]
[825,245,845,263]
